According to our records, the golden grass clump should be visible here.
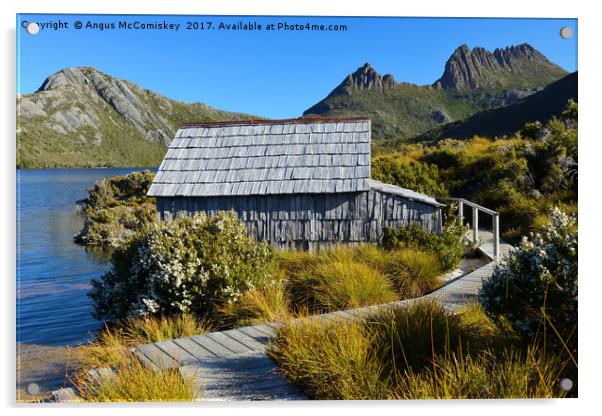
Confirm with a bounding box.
[217,280,292,326]
[74,352,196,402]
[267,318,388,400]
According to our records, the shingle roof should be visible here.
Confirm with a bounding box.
[368,180,444,207]
[147,118,371,197]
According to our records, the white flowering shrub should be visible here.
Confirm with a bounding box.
[89,211,274,321]
[478,207,577,340]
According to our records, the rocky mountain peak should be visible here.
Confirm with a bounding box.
[433,43,565,90]
[29,66,175,145]
[332,63,396,95]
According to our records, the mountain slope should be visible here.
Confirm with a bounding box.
[303,44,568,139]
[17,67,255,168]
[417,71,577,141]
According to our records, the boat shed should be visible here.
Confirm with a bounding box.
[147,117,444,249]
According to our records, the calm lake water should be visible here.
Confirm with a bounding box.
[16,168,147,346]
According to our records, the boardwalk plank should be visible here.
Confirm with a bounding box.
[252,324,278,338]
[135,343,178,369]
[205,331,254,354]
[222,328,268,351]
[97,367,115,380]
[174,337,216,359]
[190,334,238,357]
[132,348,161,371]
[237,325,273,344]
[155,340,198,364]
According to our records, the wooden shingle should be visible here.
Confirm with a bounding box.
[149,119,372,197]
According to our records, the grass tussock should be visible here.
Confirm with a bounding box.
[74,352,196,402]
[272,244,446,316]
[393,347,566,399]
[314,261,397,310]
[268,299,571,400]
[217,279,292,326]
[268,318,388,400]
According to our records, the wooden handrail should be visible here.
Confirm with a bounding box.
[437,197,500,259]
[436,197,498,216]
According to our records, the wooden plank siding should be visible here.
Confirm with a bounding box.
[156,188,442,250]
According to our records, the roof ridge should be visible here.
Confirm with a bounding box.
[179,117,371,128]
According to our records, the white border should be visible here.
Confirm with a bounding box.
[2,1,601,415]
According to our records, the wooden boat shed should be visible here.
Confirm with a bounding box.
[147,117,444,249]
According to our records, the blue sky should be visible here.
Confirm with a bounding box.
[17,14,578,119]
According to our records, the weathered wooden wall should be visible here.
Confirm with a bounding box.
[157,190,442,249]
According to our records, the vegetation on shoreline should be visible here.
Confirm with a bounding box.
[74,170,156,252]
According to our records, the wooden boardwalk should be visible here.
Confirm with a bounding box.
[53,230,512,402]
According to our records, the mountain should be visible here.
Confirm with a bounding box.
[17,67,255,168]
[416,71,577,141]
[432,43,567,90]
[303,44,568,139]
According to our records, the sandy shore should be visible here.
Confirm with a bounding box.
[16,343,85,402]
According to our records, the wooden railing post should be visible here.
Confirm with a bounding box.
[472,207,479,243]
[458,200,464,226]
[493,213,500,259]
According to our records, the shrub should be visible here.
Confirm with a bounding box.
[520,121,544,140]
[382,220,465,270]
[89,212,274,321]
[371,156,448,196]
[269,299,567,399]
[75,170,157,249]
[118,313,211,344]
[479,208,577,344]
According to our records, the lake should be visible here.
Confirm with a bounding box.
[16,168,149,346]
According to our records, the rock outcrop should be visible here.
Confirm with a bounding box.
[433,43,567,90]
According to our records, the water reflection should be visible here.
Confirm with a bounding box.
[17,168,147,346]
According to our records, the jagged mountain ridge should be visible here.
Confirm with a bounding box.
[433,43,567,90]
[304,43,568,139]
[17,67,255,168]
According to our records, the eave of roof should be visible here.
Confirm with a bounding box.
[179,117,371,128]
[369,180,444,207]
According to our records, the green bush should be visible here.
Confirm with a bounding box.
[382,220,466,270]
[75,170,157,249]
[479,208,577,345]
[89,211,274,321]
[371,156,447,196]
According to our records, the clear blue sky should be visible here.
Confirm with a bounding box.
[17,14,578,119]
